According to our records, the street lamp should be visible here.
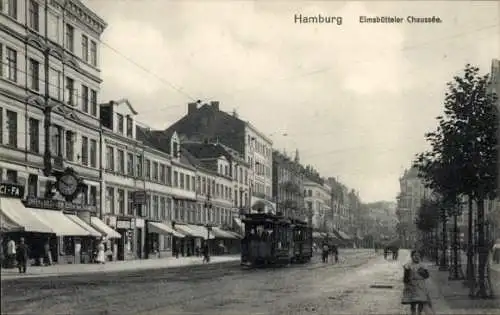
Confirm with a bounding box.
[204,193,213,255]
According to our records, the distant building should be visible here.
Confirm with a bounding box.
[396,167,431,248]
[162,101,275,213]
[304,179,331,231]
[272,149,305,220]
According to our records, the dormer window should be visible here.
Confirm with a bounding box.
[117,114,124,134]
[126,116,133,137]
[172,141,179,158]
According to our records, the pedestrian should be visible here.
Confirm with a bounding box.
[330,244,339,263]
[322,243,329,263]
[401,250,435,315]
[492,242,500,264]
[96,239,105,264]
[16,238,28,274]
[43,239,53,266]
[6,238,16,268]
[202,243,210,263]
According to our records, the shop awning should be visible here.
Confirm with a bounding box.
[0,198,53,233]
[148,222,185,238]
[90,217,122,239]
[0,211,23,232]
[312,231,326,238]
[337,230,352,240]
[211,227,238,239]
[175,224,214,239]
[66,215,102,237]
[30,209,90,236]
[233,217,243,230]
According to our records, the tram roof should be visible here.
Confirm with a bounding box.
[242,212,290,224]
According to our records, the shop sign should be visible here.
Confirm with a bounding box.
[132,190,147,205]
[135,218,145,228]
[0,183,24,198]
[116,220,131,229]
[24,198,97,212]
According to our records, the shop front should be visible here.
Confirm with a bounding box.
[210,227,241,255]
[115,217,135,261]
[174,224,212,256]
[146,221,185,258]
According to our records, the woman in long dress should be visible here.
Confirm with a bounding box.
[96,241,105,264]
[401,250,435,315]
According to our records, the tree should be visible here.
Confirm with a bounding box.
[416,198,440,232]
[414,64,498,297]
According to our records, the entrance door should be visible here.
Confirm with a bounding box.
[136,228,142,259]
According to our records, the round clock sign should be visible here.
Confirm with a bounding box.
[56,168,81,201]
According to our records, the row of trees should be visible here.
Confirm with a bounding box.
[413,64,498,298]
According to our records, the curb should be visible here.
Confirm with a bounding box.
[1,257,240,281]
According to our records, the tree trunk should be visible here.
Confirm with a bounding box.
[435,227,440,265]
[439,212,448,270]
[449,212,464,280]
[475,198,489,298]
[466,195,475,291]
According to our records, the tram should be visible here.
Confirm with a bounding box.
[240,212,313,267]
[290,218,313,263]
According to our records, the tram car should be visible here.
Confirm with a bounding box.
[290,218,313,263]
[241,212,293,267]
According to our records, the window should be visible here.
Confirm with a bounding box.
[90,139,97,167]
[117,189,125,215]
[65,23,74,52]
[90,90,97,116]
[81,34,88,62]
[166,198,172,220]
[60,129,75,161]
[160,197,166,220]
[81,85,89,113]
[28,118,39,153]
[127,191,134,215]
[186,175,190,191]
[106,146,114,171]
[81,136,88,166]
[49,68,61,99]
[28,0,39,31]
[106,187,115,214]
[6,0,17,19]
[6,110,17,147]
[166,166,172,186]
[127,153,134,176]
[89,186,97,206]
[126,116,133,137]
[180,173,184,189]
[28,59,39,91]
[90,40,97,66]
[145,159,151,179]
[6,170,17,183]
[173,171,178,187]
[117,150,124,174]
[152,196,159,220]
[65,77,75,106]
[50,125,62,156]
[136,155,142,177]
[159,164,165,183]
[172,142,178,158]
[27,174,38,197]
[152,162,158,181]
[117,114,124,134]
[6,47,17,82]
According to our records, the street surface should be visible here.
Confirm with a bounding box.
[2,249,410,315]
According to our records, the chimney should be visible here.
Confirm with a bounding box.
[188,102,198,115]
[210,101,219,111]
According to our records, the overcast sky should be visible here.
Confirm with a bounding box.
[84,0,499,203]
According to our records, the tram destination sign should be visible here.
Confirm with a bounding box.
[24,198,97,212]
[0,183,24,198]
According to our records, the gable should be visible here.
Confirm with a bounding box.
[113,99,138,116]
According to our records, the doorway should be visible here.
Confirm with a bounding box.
[136,228,142,259]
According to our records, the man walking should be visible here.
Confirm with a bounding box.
[202,243,210,263]
[331,244,339,263]
[16,238,28,274]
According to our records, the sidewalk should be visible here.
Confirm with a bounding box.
[1,255,240,280]
[424,261,500,314]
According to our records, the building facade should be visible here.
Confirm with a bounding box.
[163,101,275,214]
[396,167,431,248]
[272,150,305,220]
[0,0,108,263]
[303,179,331,231]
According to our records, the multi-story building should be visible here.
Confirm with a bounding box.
[303,178,331,231]
[327,178,352,239]
[396,167,432,248]
[272,149,305,220]
[0,0,108,264]
[162,101,275,213]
